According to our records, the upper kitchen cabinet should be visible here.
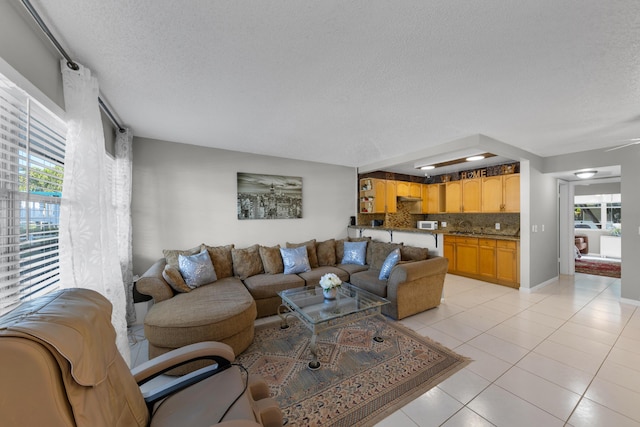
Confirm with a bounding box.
[481,174,520,212]
[503,174,520,212]
[395,180,409,197]
[445,178,481,212]
[385,180,397,213]
[445,181,462,213]
[462,178,482,212]
[359,178,386,213]
[409,182,422,198]
[422,183,445,213]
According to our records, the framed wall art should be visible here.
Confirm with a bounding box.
[237,172,302,220]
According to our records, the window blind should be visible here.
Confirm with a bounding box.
[0,77,66,315]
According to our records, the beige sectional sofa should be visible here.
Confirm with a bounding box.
[137,237,448,374]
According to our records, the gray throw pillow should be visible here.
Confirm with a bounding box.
[342,241,367,265]
[280,246,311,274]
[178,250,217,289]
[379,248,401,280]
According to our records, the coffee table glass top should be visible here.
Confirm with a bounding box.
[278,283,389,325]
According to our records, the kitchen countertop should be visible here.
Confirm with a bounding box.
[348,225,520,241]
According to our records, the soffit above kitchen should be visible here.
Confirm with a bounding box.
[27,1,640,171]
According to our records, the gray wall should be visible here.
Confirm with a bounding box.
[132,137,357,274]
[527,166,559,286]
[0,1,116,149]
[574,182,621,196]
[0,1,64,108]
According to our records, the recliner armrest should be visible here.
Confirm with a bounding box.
[132,341,236,385]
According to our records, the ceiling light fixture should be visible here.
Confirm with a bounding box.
[575,170,597,179]
[420,165,435,170]
[466,155,485,162]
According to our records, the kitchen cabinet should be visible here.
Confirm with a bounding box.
[478,238,497,279]
[422,183,445,213]
[443,237,455,272]
[445,181,462,213]
[462,178,482,212]
[443,235,478,274]
[456,237,479,274]
[359,178,386,213]
[396,181,409,197]
[409,182,422,198]
[445,178,481,212]
[503,174,520,212]
[496,240,519,286]
[444,235,519,288]
[482,174,520,212]
[385,180,397,213]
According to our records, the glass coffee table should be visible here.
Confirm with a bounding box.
[277,283,390,370]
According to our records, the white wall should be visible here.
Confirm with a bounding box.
[132,137,357,274]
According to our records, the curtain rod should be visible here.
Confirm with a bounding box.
[21,0,126,133]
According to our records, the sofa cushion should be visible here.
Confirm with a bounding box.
[335,239,347,264]
[342,241,367,265]
[162,244,203,269]
[203,244,235,279]
[367,241,403,269]
[162,265,191,293]
[286,240,319,268]
[231,245,264,280]
[379,248,401,280]
[298,266,349,287]
[179,250,217,288]
[259,245,284,274]
[243,273,305,300]
[280,246,311,274]
[349,270,387,297]
[316,239,337,266]
[144,277,256,348]
[336,263,369,276]
[400,246,430,262]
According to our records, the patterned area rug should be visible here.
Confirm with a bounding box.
[575,258,621,278]
[237,316,470,426]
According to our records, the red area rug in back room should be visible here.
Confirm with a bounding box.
[575,258,621,278]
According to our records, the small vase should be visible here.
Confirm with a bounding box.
[322,288,337,300]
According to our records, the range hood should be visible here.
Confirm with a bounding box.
[397,196,422,202]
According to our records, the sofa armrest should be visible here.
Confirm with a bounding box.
[387,257,448,291]
[385,256,449,319]
[136,258,174,303]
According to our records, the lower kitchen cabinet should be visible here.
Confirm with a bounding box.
[444,235,519,288]
[496,240,518,286]
[478,238,497,279]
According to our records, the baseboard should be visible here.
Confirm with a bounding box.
[519,275,559,293]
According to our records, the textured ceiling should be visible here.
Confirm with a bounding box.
[30,1,640,175]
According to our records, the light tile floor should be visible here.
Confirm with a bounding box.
[128,272,640,426]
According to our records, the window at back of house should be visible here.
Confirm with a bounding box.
[0,73,66,315]
[574,194,621,230]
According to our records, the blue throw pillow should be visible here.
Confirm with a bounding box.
[280,246,311,274]
[342,241,367,265]
[178,250,217,288]
[378,248,401,280]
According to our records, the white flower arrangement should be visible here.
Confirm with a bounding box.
[319,273,342,290]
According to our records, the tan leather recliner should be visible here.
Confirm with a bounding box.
[0,288,282,427]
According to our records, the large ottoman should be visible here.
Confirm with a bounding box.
[143,277,256,375]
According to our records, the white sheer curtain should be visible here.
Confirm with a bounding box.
[115,129,135,325]
[59,60,130,364]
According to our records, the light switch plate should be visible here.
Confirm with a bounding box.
[442,222,447,227]
[495,223,500,230]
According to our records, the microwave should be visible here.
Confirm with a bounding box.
[417,220,438,230]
